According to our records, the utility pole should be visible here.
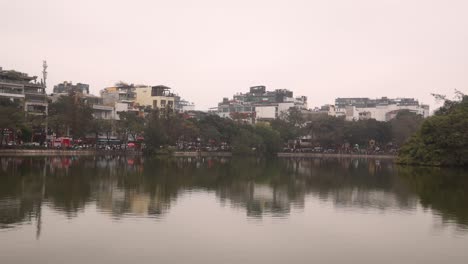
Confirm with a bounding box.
[42,61,49,145]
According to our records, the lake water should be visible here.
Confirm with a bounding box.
[0,156,467,264]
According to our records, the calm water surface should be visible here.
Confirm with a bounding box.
[0,156,467,264]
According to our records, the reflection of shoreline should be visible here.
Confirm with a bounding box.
[278,152,396,159]
[0,156,467,235]
[0,149,142,156]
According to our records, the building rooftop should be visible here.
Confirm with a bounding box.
[0,68,38,83]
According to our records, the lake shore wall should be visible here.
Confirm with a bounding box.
[172,152,232,157]
[0,149,395,159]
[277,152,396,159]
[0,149,142,156]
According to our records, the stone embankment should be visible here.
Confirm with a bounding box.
[0,149,142,156]
[0,149,395,159]
[172,152,232,157]
[277,152,396,159]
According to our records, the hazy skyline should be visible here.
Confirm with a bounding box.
[1,0,468,110]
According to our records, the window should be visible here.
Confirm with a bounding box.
[153,100,158,108]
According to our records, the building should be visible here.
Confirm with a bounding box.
[214,86,308,122]
[101,84,136,106]
[50,81,116,120]
[333,97,430,121]
[174,95,195,112]
[92,104,115,120]
[0,66,48,116]
[101,83,140,118]
[134,85,175,111]
[53,81,90,94]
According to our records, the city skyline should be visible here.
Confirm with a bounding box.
[2,0,468,111]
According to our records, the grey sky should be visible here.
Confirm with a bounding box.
[1,0,467,110]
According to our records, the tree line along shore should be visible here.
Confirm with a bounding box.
[1,92,467,167]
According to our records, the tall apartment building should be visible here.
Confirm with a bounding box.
[214,86,308,122]
[333,97,430,121]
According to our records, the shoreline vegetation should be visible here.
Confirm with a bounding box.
[1,92,466,167]
[397,94,468,167]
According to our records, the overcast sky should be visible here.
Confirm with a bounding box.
[1,0,467,110]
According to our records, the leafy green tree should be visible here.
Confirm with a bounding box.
[306,116,345,147]
[398,95,468,166]
[272,108,305,144]
[390,110,424,146]
[90,119,114,147]
[231,128,262,155]
[0,99,25,146]
[344,119,391,148]
[117,111,145,148]
[48,93,93,138]
[254,124,282,156]
[144,109,168,154]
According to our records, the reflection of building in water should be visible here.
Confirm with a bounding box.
[284,158,417,211]
[2,156,467,232]
[333,189,418,210]
[217,182,304,218]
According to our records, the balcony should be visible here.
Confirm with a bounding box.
[0,88,25,99]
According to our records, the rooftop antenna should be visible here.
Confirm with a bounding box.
[42,60,48,90]
[42,60,49,143]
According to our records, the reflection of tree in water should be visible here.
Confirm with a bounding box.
[284,158,418,211]
[0,157,43,229]
[1,156,468,234]
[398,166,468,229]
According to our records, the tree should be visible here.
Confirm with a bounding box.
[390,110,424,146]
[343,119,391,148]
[254,124,282,156]
[306,116,345,147]
[90,119,113,147]
[117,111,145,149]
[398,94,468,166]
[48,92,93,138]
[0,99,25,146]
[231,128,262,155]
[144,109,168,154]
[271,108,305,144]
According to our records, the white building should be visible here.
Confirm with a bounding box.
[332,97,430,121]
[214,86,308,122]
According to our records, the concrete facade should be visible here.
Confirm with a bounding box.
[214,86,308,122]
[134,86,175,110]
[332,97,430,121]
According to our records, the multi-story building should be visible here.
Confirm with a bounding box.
[134,85,175,111]
[0,67,48,115]
[214,86,308,122]
[101,84,136,106]
[174,95,195,112]
[101,83,140,117]
[51,81,116,120]
[333,97,430,121]
[133,85,195,113]
[53,81,90,94]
